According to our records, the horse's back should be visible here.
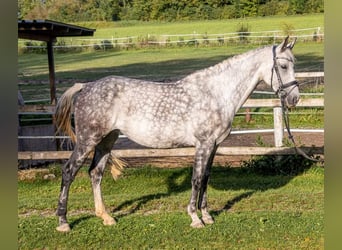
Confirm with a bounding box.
[72,76,196,148]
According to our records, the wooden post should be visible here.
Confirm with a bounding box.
[273,107,283,147]
[47,40,57,105]
[245,108,251,123]
[47,39,61,150]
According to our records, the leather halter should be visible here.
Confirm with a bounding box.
[271,45,299,98]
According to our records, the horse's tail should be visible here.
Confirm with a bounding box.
[55,83,84,143]
[55,82,127,180]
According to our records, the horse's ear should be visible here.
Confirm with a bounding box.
[287,37,297,50]
[280,36,290,52]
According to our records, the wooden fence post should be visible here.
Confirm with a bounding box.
[273,107,283,147]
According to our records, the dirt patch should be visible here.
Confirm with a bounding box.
[18,169,56,181]
[113,131,324,168]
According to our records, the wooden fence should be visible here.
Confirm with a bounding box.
[18,97,324,161]
[19,27,324,50]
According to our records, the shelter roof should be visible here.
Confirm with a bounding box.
[18,19,96,42]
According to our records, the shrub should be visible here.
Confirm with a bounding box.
[137,35,158,48]
[202,33,210,46]
[100,40,114,50]
[187,38,199,47]
[241,154,320,176]
[236,23,251,44]
[281,22,295,36]
[217,36,225,46]
[177,37,185,47]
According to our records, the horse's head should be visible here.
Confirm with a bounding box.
[266,36,300,108]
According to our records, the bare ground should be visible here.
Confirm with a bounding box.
[18,131,324,181]
[113,132,324,168]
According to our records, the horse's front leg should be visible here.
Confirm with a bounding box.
[188,142,216,228]
[198,144,218,225]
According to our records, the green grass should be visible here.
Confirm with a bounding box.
[18,42,324,82]
[69,14,325,39]
[18,164,324,249]
[18,41,324,128]
[18,42,324,102]
[233,107,324,129]
[18,14,324,85]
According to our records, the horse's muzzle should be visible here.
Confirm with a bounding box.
[285,94,300,108]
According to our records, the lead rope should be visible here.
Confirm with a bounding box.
[280,96,324,163]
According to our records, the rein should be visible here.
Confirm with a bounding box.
[272,46,324,163]
[280,96,324,163]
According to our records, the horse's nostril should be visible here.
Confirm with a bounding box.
[291,96,300,106]
[287,96,300,107]
[294,96,300,104]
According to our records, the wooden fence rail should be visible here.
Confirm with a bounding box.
[18,98,324,114]
[18,146,324,160]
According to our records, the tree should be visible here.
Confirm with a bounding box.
[18,0,324,22]
[240,0,259,17]
[18,0,49,19]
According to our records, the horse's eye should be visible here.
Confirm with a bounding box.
[280,64,287,69]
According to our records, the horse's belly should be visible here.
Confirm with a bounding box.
[119,122,193,149]
[128,136,190,149]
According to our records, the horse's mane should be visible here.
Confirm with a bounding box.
[182,45,270,81]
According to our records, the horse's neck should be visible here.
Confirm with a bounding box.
[195,47,268,112]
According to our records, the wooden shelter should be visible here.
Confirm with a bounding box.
[18,19,96,104]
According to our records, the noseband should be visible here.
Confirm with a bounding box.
[271,45,299,99]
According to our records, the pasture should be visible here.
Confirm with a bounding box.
[18,14,324,85]
[18,163,323,249]
[17,42,324,129]
[89,14,323,38]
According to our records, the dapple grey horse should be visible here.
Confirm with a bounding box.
[54,36,298,232]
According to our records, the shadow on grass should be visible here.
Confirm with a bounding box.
[20,53,229,83]
[111,153,321,221]
[295,52,324,72]
[19,51,323,84]
[69,215,94,230]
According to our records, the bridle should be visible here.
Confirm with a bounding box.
[271,45,323,163]
[271,45,299,99]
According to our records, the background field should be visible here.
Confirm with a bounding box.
[18,14,324,87]
[78,14,324,38]
[17,14,324,131]
[18,43,324,83]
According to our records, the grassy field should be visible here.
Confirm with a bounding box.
[18,41,324,128]
[18,14,324,82]
[18,161,324,249]
[18,42,324,84]
[18,16,324,130]
[72,14,324,39]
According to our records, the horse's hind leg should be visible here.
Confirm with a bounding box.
[89,130,119,226]
[56,144,92,232]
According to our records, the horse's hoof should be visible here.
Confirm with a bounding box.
[190,220,205,228]
[202,216,214,225]
[56,223,71,232]
[103,217,116,226]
